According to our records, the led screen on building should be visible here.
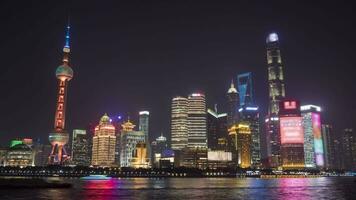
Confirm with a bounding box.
[312,113,324,167]
[280,117,304,144]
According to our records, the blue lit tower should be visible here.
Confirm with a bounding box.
[237,72,254,107]
[265,33,285,168]
[48,25,74,165]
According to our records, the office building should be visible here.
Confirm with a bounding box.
[239,106,261,168]
[342,128,355,170]
[187,93,207,148]
[91,114,116,167]
[120,120,145,167]
[71,129,90,166]
[131,142,150,168]
[301,105,324,169]
[139,111,151,165]
[171,96,188,150]
[321,124,334,169]
[227,80,239,128]
[6,143,34,167]
[279,100,305,169]
[265,33,286,168]
[207,108,228,150]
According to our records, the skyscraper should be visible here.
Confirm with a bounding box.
[321,124,334,169]
[342,128,355,170]
[48,25,73,165]
[301,105,324,169]
[279,100,305,169]
[239,106,261,168]
[171,96,188,150]
[227,80,238,128]
[120,120,145,167]
[91,114,116,167]
[139,111,151,165]
[207,108,228,150]
[187,93,207,148]
[237,72,254,107]
[228,122,252,168]
[71,129,90,166]
[265,32,285,168]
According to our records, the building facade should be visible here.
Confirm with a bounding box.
[321,124,334,169]
[279,100,305,169]
[227,80,239,128]
[91,114,116,167]
[171,96,188,150]
[207,108,228,151]
[187,93,207,148]
[342,128,355,170]
[265,33,286,169]
[228,122,252,168]
[120,120,145,167]
[139,111,151,164]
[239,105,261,168]
[301,105,324,169]
[71,129,90,166]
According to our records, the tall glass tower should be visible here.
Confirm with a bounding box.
[266,33,285,115]
[237,72,254,107]
[187,93,207,148]
[139,111,151,165]
[227,80,239,128]
[48,25,73,165]
[171,96,188,150]
[265,32,285,168]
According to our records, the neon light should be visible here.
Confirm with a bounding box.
[139,111,149,115]
[280,117,304,144]
[300,105,321,112]
[284,101,297,109]
[246,107,258,111]
[238,108,243,112]
[191,93,202,97]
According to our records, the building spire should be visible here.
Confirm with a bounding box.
[227,79,237,93]
[62,22,71,65]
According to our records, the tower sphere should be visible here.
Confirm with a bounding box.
[266,33,279,43]
[49,132,69,146]
[56,65,73,80]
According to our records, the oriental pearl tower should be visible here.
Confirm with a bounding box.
[48,25,73,165]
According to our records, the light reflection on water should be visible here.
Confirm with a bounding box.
[0,177,355,200]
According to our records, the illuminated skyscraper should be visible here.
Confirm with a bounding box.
[139,111,151,164]
[131,142,150,168]
[239,106,261,168]
[321,124,334,169]
[342,128,355,170]
[265,32,285,168]
[187,93,207,148]
[91,114,116,167]
[279,100,305,169]
[237,72,254,107]
[266,33,285,115]
[227,80,238,128]
[71,129,90,166]
[120,120,145,167]
[301,105,324,169]
[207,108,228,150]
[171,96,188,150]
[228,122,251,168]
[48,25,73,165]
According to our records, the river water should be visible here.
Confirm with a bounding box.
[0,177,355,199]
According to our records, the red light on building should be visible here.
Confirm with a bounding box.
[284,101,297,109]
[280,117,304,144]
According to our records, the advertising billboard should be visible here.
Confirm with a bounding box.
[312,113,324,167]
[280,117,304,144]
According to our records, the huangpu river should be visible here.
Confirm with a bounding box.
[0,177,355,200]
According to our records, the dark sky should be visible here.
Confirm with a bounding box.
[0,1,355,147]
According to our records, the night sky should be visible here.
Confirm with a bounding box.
[0,1,355,151]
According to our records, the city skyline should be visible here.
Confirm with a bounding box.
[0,1,355,146]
